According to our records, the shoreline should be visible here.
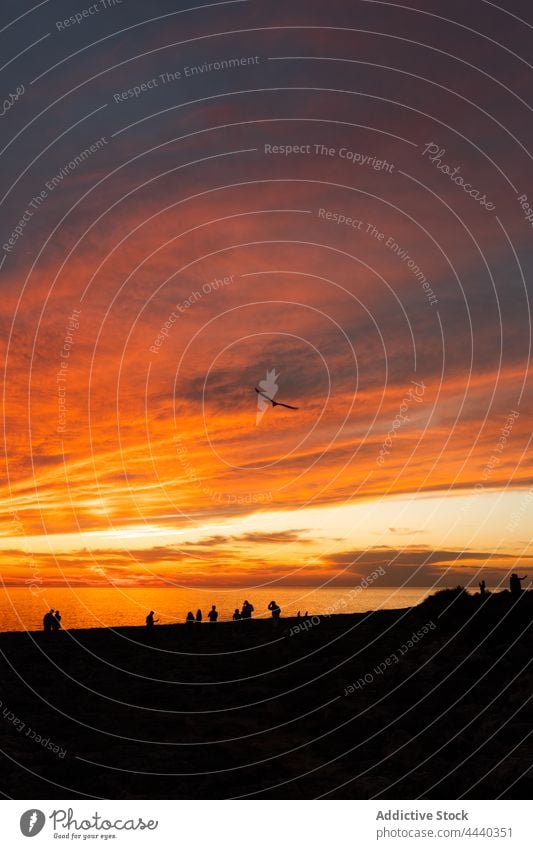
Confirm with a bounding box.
[0,586,522,636]
[0,606,411,637]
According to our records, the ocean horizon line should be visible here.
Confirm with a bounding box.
[1,583,478,590]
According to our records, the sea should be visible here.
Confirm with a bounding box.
[0,586,432,633]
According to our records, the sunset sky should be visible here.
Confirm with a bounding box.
[1,0,532,589]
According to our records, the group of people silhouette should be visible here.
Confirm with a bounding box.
[42,609,62,633]
[479,573,527,597]
[141,576,530,631]
[147,599,282,629]
[42,573,530,633]
[41,599,284,632]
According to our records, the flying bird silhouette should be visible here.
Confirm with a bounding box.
[255,387,298,410]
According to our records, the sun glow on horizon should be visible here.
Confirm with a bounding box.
[1,488,532,588]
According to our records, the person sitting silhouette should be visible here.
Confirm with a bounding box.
[53,610,62,630]
[510,573,527,596]
[479,580,486,596]
[207,604,218,624]
[195,608,202,623]
[146,610,159,628]
[268,600,281,619]
[43,609,55,633]
[231,607,241,637]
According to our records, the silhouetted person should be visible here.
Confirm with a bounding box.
[43,609,54,633]
[146,610,159,628]
[510,573,527,596]
[207,605,218,624]
[268,600,281,619]
[296,610,302,620]
[53,610,62,630]
[231,607,241,637]
[195,608,202,623]
[241,600,254,619]
[479,580,486,596]
[186,611,195,634]
[241,599,253,632]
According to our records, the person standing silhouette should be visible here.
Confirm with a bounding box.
[479,580,486,596]
[207,604,218,624]
[241,599,253,633]
[53,610,62,630]
[268,600,281,618]
[268,600,281,629]
[241,600,254,619]
[43,609,54,633]
[195,608,202,623]
[510,573,527,596]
